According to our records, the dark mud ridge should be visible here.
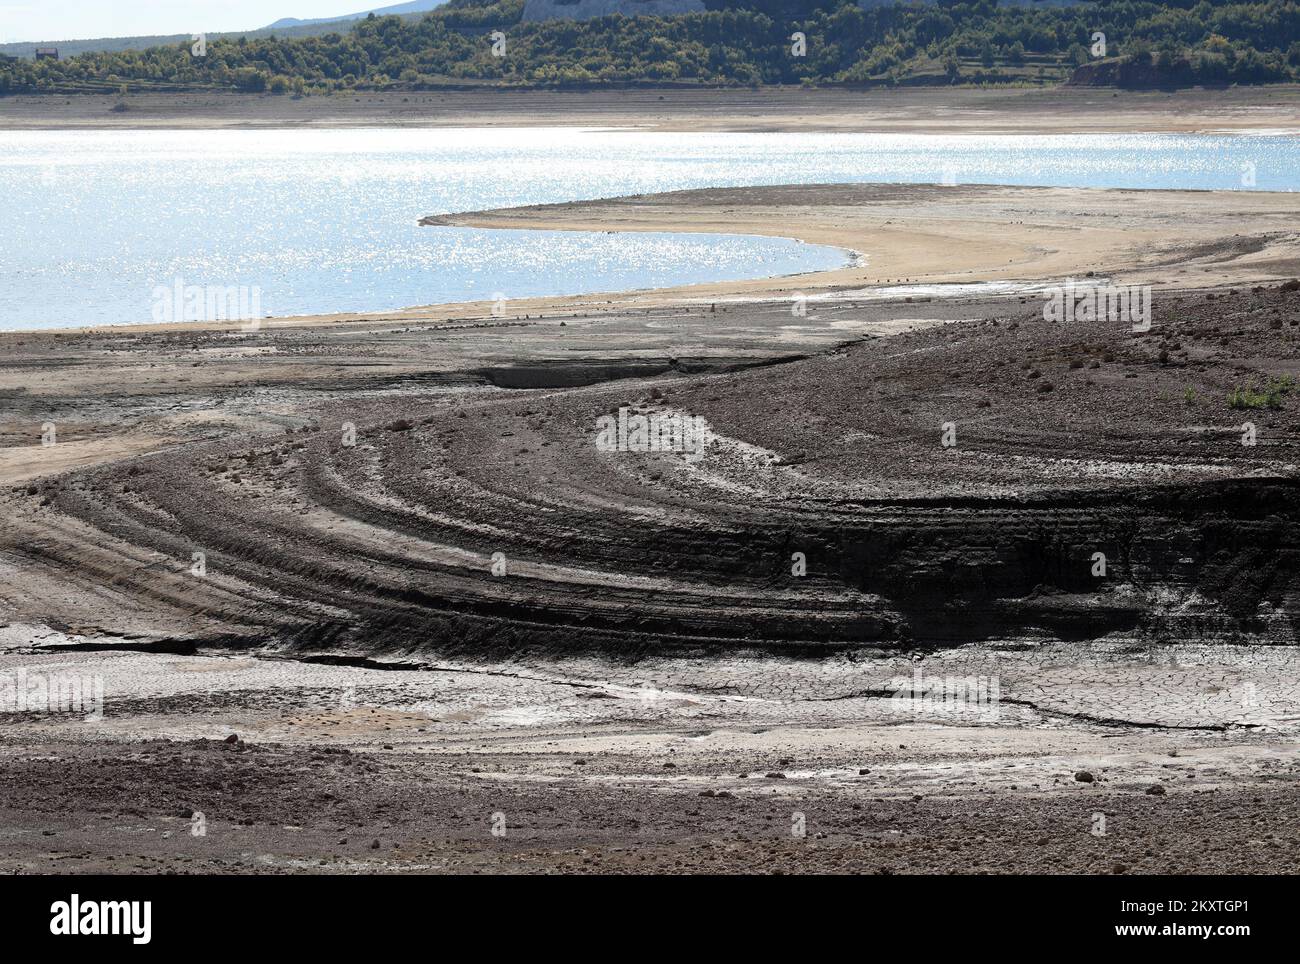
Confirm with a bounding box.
[13,286,1300,657]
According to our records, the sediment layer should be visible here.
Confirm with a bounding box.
[5,285,1299,657]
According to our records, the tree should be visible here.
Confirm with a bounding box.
[233,67,268,92]
[944,52,961,82]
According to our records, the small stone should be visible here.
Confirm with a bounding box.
[1146,784,1166,796]
[1075,771,1095,783]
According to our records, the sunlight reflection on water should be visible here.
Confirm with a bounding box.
[2,127,1295,329]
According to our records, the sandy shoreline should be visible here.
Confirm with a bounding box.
[427,182,1300,301]
[5,86,1300,133]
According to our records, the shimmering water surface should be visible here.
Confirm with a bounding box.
[1,127,1296,329]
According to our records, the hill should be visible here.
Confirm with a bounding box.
[266,0,449,29]
[1,0,1296,92]
[0,2,448,60]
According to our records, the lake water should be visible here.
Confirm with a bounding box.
[1,127,1297,330]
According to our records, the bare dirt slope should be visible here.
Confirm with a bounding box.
[3,181,1300,873]
[5,284,1300,658]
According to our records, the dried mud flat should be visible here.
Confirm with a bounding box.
[1,643,1298,874]
[2,182,1300,873]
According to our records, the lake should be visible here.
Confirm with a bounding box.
[1,127,1296,330]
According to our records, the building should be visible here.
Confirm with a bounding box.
[34,47,58,60]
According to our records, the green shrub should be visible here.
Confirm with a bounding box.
[1228,376,1295,410]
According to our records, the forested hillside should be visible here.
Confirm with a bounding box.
[1,0,1296,93]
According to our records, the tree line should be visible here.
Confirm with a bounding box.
[2,0,1297,93]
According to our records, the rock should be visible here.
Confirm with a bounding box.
[1074,771,1094,783]
[859,768,871,775]
[387,418,415,432]
[765,772,786,779]
[370,839,380,849]
[1146,784,1167,795]
[223,734,239,744]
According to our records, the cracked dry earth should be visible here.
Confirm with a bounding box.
[0,642,1297,874]
[2,283,1300,873]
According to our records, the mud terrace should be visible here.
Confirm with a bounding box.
[2,181,1299,873]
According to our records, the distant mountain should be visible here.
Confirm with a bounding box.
[265,0,449,30]
[0,1,448,59]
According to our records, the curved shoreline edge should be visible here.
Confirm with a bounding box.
[11,179,1298,337]
[0,226,857,335]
